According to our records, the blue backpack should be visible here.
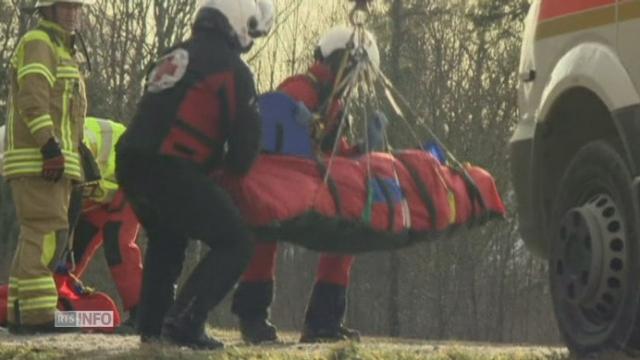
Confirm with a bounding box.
[258,92,315,158]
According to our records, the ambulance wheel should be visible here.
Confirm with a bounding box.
[549,140,640,355]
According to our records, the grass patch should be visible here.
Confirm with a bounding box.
[0,328,569,360]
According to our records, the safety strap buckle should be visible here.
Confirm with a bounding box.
[79,180,101,199]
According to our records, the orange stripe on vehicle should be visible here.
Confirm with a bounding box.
[539,0,615,21]
[536,6,615,39]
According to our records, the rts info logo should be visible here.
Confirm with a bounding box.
[54,311,114,328]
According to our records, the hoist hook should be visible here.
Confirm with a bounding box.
[349,0,373,26]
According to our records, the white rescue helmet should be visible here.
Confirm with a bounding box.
[316,25,380,70]
[35,0,93,7]
[197,0,275,50]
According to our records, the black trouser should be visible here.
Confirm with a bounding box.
[116,151,254,338]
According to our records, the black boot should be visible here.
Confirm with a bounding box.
[300,282,360,343]
[115,306,138,335]
[232,281,279,343]
[161,305,223,350]
[239,318,278,344]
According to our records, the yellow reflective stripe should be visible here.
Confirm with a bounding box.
[2,163,82,172]
[3,166,43,174]
[3,168,81,178]
[17,63,55,86]
[66,114,73,155]
[4,154,41,162]
[7,114,13,150]
[2,147,82,178]
[61,81,69,150]
[17,277,55,287]
[58,66,78,72]
[3,154,81,166]
[61,81,72,150]
[57,66,80,78]
[3,159,82,169]
[27,114,54,134]
[57,73,80,79]
[21,30,55,52]
[4,148,44,155]
[5,148,81,157]
[7,92,15,150]
[3,158,80,170]
[20,296,58,311]
[448,192,457,224]
[67,166,82,174]
[20,283,56,292]
[9,277,18,285]
[41,232,57,268]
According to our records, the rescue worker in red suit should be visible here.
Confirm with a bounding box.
[115,0,275,350]
[232,25,384,344]
[70,117,141,329]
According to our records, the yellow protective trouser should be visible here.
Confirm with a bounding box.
[7,177,71,326]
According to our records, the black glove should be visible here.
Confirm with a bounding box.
[79,142,101,182]
[40,137,64,182]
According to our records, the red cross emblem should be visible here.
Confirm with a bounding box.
[147,48,189,93]
[152,56,178,82]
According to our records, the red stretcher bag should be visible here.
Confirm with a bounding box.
[216,150,506,254]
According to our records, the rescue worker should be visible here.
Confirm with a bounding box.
[1,118,142,330]
[232,25,382,344]
[69,117,142,329]
[115,0,274,349]
[3,0,91,334]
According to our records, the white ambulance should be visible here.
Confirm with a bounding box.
[511,0,640,354]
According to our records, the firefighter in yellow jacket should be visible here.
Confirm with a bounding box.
[3,0,91,334]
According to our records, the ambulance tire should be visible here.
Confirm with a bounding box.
[549,140,640,356]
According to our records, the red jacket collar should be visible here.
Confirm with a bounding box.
[306,62,335,88]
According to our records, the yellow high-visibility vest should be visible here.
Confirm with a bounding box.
[83,117,125,204]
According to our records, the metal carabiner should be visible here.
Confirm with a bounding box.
[349,0,372,26]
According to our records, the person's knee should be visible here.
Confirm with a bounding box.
[145,242,185,280]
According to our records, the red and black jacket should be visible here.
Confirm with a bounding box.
[118,27,260,175]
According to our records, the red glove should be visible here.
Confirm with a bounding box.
[41,137,65,182]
